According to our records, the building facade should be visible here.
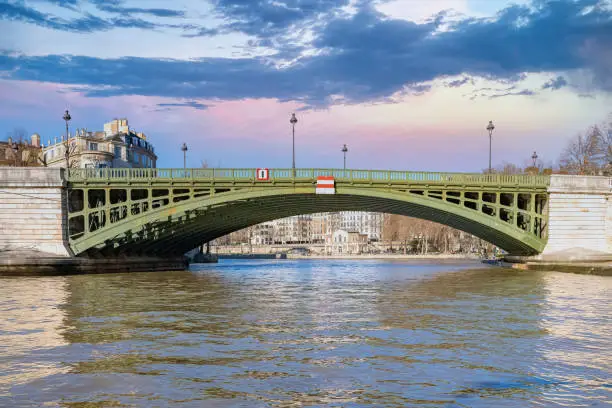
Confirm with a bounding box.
[327,229,369,254]
[337,211,383,241]
[0,134,42,167]
[247,211,384,245]
[41,118,157,169]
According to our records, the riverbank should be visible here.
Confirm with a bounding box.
[0,251,188,276]
[511,261,612,276]
[214,253,481,261]
[286,253,480,260]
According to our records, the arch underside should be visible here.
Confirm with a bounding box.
[72,189,547,257]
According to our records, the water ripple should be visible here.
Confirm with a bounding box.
[0,260,610,407]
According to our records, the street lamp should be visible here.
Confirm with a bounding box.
[531,151,538,168]
[11,141,18,167]
[63,109,71,168]
[486,120,495,174]
[290,113,298,176]
[342,144,348,170]
[181,142,188,170]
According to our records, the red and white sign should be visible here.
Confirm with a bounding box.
[316,176,335,194]
[256,168,269,181]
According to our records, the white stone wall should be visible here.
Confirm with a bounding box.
[607,198,612,253]
[540,175,612,261]
[0,168,70,257]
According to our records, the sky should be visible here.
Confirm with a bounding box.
[1,0,611,171]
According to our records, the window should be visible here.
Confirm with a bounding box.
[114,145,122,159]
[89,142,98,151]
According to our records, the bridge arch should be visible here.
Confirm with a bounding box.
[66,178,549,257]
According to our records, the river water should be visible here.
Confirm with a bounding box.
[0,260,610,407]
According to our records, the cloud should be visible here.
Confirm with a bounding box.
[210,0,350,38]
[446,77,473,88]
[0,1,173,32]
[32,0,79,8]
[489,89,536,99]
[542,76,568,90]
[32,0,185,18]
[181,27,222,38]
[1,0,611,106]
[156,101,209,110]
[88,0,185,18]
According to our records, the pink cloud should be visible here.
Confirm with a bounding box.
[1,79,610,172]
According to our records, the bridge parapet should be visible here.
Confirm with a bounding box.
[547,174,611,193]
[66,167,550,187]
[0,167,65,187]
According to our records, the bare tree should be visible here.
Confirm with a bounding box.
[595,113,612,175]
[64,139,80,168]
[3,128,44,167]
[382,214,400,252]
[560,126,602,175]
[37,152,48,167]
[495,162,523,175]
[7,127,27,142]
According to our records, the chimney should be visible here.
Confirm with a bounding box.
[31,133,41,147]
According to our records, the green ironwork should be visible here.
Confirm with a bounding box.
[64,168,551,257]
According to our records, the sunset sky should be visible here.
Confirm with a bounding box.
[1,0,611,171]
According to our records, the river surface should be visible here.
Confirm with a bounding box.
[0,259,610,407]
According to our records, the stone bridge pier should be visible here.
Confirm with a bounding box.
[535,175,612,262]
[0,168,70,257]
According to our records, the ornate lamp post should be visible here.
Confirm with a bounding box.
[63,109,71,168]
[290,113,298,176]
[531,151,538,168]
[486,120,495,174]
[11,141,18,167]
[181,142,188,170]
[342,144,348,170]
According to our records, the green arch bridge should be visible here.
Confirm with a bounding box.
[64,168,550,257]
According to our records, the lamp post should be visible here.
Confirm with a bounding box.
[181,142,188,170]
[63,109,71,168]
[486,120,495,174]
[342,144,348,171]
[290,113,298,176]
[11,141,18,167]
[532,151,538,168]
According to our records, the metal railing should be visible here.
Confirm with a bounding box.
[65,168,551,186]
